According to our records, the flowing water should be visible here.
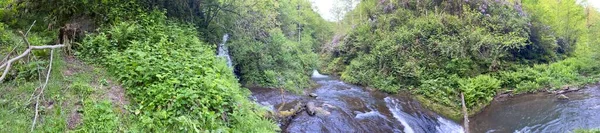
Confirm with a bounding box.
[470,85,600,133]
[249,70,600,132]
[217,34,232,68]
[250,70,463,133]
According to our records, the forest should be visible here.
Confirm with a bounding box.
[0,0,599,132]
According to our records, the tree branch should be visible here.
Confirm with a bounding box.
[1,21,36,65]
[0,45,63,82]
[31,49,54,132]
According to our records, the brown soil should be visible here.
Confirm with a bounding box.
[105,80,129,113]
[66,103,82,130]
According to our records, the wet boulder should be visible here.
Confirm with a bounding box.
[314,107,331,116]
[278,102,304,117]
[306,102,316,116]
[557,94,569,100]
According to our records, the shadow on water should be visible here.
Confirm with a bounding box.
[249,71,463,133]
[471,86,600,133]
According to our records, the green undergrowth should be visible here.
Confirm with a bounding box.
[0,48,131,132]
[1,20,135,132]
[226,0,333,93]
[575,129,600,133]
[0,52,67,132]
[77,11,277,132]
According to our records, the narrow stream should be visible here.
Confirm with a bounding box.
[249,71,463,133]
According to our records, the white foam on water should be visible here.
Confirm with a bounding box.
[385,97,416,133]
[312,69,329,78]
[355,111,386,119]
[436,117,464,133]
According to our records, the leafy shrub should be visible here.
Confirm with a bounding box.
[79,11,277,132]
[231,29,317,92]
[14,60,47,81]
[79,100,120,132]
[515,81,540,93]
[70,82,94,97]
[459,75,502,109]
[223,0,332,93]
[417,75,461,108]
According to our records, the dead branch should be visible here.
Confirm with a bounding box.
[0,21,36,65]
[0,31,64,82]
[31,49,54,132]
[461,92,469,133]
[0,45,64,82]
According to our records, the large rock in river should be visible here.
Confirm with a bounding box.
[306,102,316,116]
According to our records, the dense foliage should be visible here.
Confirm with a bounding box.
[78,11,277,132]
[323,0,600,119]
[217,0,333,92]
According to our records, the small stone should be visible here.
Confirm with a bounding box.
[309,93,318,98]
[557,94,569,100]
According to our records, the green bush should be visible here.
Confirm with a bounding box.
[70,82,94,97]
[417,76,460,108]
[231,29,317,93]
[459,75,502,109]
[79,11,277,132]
[79,100,120,132]
[515,81,540,93]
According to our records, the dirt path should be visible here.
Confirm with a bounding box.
[62,55,129,129]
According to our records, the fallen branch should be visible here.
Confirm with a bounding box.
[0,45,64,82]
[461,92,469,133]
[31,49,54,132]
[0,21,35,65]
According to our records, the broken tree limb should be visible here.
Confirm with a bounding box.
[31,49,54,132]
[0,21,36,65]
[461,92,469,133]
[0,44,64,82]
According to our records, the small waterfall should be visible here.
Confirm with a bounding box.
[217,34,233,68]
[311,69,328,78]
[384,97,464,133]
[385,97,416,133]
